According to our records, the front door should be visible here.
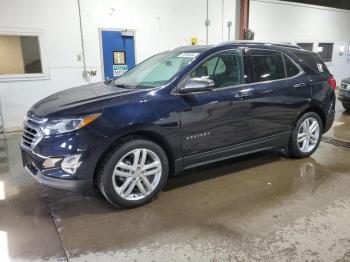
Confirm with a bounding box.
[101,30,135,80]
[179,50,253,166]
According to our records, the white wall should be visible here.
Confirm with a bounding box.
[0,0,85,131]
[249,0,350,83]
[0,0,238,131]
[80,0,238,81]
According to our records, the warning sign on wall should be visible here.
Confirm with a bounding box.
[113,65,128,77]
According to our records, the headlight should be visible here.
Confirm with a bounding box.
[41,113,101,136]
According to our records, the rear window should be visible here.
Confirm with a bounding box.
[251,51,285,82]
[292,51,329,75]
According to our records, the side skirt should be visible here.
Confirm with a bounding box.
[174,131,290,173]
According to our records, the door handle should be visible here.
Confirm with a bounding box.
[294,83,307,88]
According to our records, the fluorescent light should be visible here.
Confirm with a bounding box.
[0,231,10,262]
[0,181,5,200]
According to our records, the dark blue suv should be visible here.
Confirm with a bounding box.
[21,42,336,208]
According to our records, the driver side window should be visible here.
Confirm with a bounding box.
[191,50,244,88]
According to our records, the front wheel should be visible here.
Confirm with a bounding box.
[287,112,323,158]
[98,139,169,208]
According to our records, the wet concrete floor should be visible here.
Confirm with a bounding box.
[0,103,350,262]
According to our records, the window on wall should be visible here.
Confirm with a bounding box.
[297,43,313,51]
[317,43,333,63]
[0,35,42,75]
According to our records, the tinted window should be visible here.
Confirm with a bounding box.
[284,55,300,77]
[293,51,329,74]
[251,51,285,82]
[191,50,244,88]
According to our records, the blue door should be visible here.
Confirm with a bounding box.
[101,30,135,80]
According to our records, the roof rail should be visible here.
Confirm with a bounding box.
[216,41,302,49]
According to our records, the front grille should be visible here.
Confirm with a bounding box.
[21,116,43,149]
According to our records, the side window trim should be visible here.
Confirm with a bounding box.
[173,48,306,95]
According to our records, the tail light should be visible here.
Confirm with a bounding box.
[328,76,336,90]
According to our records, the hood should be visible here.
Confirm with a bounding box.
[341,77,350,84]
[29,82,144,117]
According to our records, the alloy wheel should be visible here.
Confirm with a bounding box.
[112,148,162,201]
[297,117,320,153]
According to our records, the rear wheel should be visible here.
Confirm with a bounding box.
[98,139,169,208]
[287,112,323,158]
[342,102,350,111]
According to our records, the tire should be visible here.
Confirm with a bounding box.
[342,103,350,111]
[97,138,169,208]
[287,112,323,158]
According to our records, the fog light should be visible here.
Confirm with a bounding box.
[61,155,81,174]
[42,158,62,168]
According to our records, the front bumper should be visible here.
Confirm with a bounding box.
[24,160,92,193]
[21,147,93,193]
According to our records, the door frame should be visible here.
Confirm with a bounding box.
[98,28,137,81]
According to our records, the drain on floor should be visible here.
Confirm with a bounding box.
[321,136,350,149]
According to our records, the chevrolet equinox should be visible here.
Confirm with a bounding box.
[21,42,336,208]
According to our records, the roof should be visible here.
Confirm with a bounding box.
[172,45,213,53]
[172,41,302,54]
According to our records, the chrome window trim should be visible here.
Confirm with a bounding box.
[173,47,305,95]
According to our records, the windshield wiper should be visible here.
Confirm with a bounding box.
[114,83,132,89]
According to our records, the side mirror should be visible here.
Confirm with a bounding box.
[179,77,215,94]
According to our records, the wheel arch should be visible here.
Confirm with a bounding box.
[297,105,326,132]
[93,129,177,188]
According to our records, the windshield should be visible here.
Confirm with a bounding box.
[113,51,199,89]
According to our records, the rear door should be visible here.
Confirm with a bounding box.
[247,49,311,140]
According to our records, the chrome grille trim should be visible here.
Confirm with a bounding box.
[21,116,44,150]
